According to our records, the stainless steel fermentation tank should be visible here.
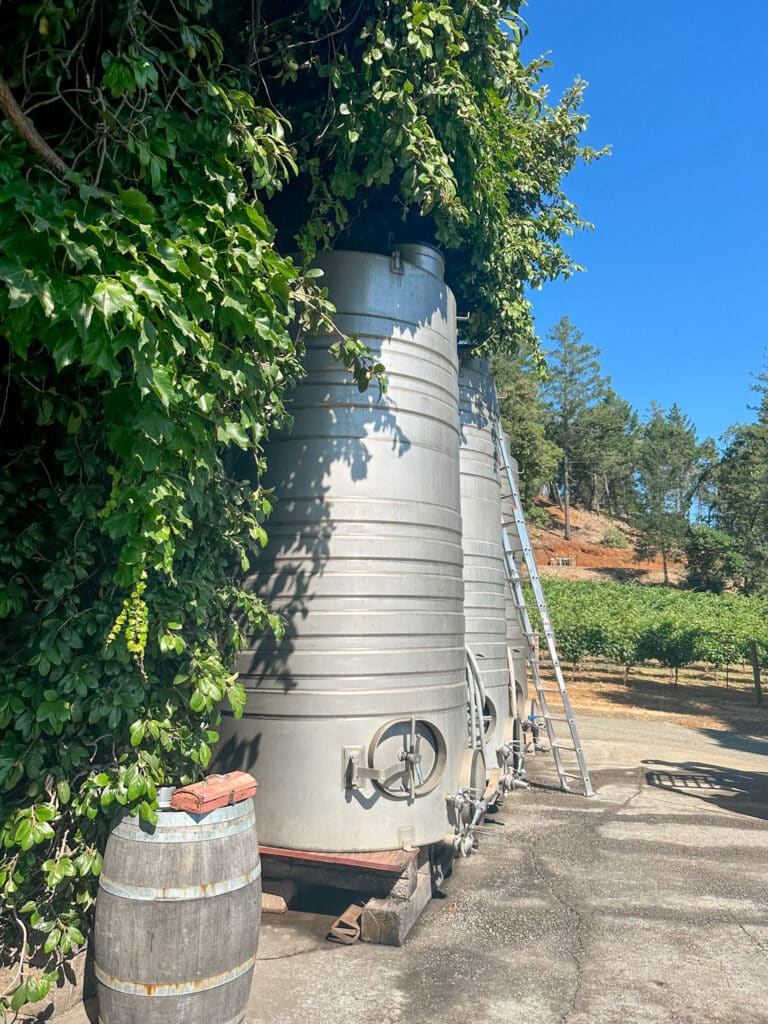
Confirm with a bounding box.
[458,357,517,774]
[216,245,482,852]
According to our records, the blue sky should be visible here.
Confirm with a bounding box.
[521,1,768,445]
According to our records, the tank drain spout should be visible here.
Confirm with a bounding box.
[446,788,487,857]
[500,772,530,792]
[495,744,529,795]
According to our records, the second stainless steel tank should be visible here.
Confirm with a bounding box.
[458,356,514,772]
[216,246,478,851]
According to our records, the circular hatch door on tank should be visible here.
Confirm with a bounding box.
[368,718,447,800]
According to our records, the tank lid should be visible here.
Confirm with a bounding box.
[396,242,445,280]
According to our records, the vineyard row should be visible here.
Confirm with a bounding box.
[529,578,768,672]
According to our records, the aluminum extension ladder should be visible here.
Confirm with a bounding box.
[497,431,594,798]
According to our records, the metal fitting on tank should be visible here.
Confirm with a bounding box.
[446,788,487,857]
[497,768,530,794]
[495,744,530,794]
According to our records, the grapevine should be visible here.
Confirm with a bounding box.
[531,579,768,677]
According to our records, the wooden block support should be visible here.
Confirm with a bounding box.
[259,845,420,899]
[171,772,257,813]
[361,866,433,947]
[259,845,418,874]
[258,843,455,945]
[262,880,298,914]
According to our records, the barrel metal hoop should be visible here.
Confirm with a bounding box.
[93,955,255,997]
[99,863,262,902]
[110,808,256,844]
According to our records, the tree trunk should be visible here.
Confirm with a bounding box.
[563,451,572,541]
[604,474,614,516]
[549,481,563,509]
[748,641,763,706]
[661,548,669,585]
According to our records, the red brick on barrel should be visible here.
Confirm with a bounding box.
[171,772,257,813]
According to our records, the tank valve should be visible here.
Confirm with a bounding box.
[499,769,530,793]
[496,744,530,794]
[446,788,487,857]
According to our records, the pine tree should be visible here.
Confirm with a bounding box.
[491,351,561,513]
[541,317,607,539]
[634,403,714,584]
[570,388,639,517]
[715,371,768,594]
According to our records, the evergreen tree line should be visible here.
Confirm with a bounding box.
[492,316,768,594]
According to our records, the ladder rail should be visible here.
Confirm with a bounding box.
[497,432,594,798]
[502,538,573,791]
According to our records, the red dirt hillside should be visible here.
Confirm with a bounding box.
[528,501,685,586]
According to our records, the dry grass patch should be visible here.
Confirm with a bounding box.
[543,657,768,736]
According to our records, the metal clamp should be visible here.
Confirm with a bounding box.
[390,249,404,275]
[344,718,426,799]
[344,746,422,793]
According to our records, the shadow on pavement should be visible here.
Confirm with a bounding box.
[642,758,768,821]
[695,728,768,758]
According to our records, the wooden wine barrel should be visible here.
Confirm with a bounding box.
[94,799,261,1024]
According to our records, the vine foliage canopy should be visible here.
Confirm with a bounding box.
[0,0,597,1010]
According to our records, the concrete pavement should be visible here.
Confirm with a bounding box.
[57,716,768,1024]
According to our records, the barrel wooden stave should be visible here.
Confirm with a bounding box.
[94,799,260,1024]
[97,971,254,1024]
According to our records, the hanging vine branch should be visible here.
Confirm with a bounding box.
[0,74,71,176]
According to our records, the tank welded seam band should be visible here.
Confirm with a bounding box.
[306,365,460,400]
[283,403,459,434]
[322,320,454,349]
[110,811,256,844]
[93,956,255,997]
[98,863,262,901]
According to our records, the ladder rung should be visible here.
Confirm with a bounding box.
[545,715,572,722]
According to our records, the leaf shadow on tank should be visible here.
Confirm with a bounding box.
[458,355,497,437]
[210,391,415,782]
[215,392,414,780]
[458,359,503,502]
[458,399,494,443]
[214,282,466,798]
[237,392,413,690]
